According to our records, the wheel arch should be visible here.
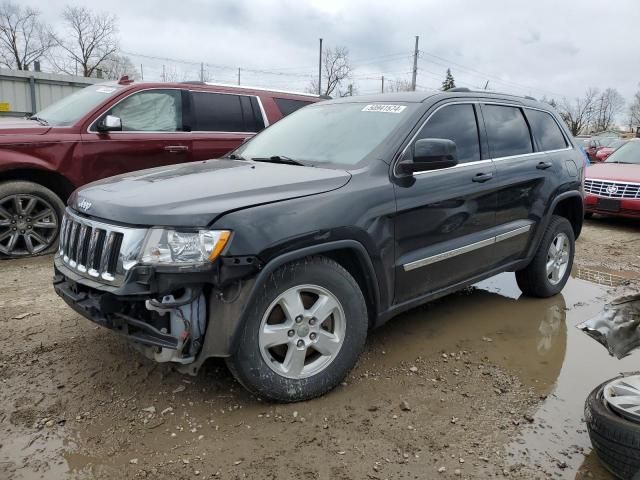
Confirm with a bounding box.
[551,192,583,239]
[255,240,381,328]
[0,168,76,203]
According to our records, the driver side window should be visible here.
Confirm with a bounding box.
[106,89,183,132]
[414,104,481,164]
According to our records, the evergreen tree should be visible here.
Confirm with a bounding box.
[441,68,456,91]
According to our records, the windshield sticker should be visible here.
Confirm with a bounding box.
[362,104,407,113]
[96,87,116,94]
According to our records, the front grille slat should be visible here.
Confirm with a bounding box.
[57,210,146,285]
[99,232,117,280]
[585,179,640,199]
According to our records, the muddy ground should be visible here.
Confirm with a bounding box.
[0,215,638,480]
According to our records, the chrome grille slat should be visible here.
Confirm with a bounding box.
[86,228,101,277]
[76,225,89,272]
[99,232,117,281]
[584,179,640,199]
[56,209,148,286]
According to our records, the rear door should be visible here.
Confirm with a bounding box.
[187,91,266,161]
[393,102,498,303]
[80,88,190,183]
[480,103,567,265]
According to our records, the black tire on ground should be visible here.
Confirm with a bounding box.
[585,378,640,480]
[0,180,65,258]
[516,215,575,298]
[226,256,368,402]
[584,212,594,219]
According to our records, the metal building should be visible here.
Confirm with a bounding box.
[0,68,102,118]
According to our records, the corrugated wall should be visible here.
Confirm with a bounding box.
[0,69,103,117]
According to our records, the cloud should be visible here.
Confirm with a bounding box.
[25,0,640,101]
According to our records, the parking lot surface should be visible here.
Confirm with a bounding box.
[1,217,638,480]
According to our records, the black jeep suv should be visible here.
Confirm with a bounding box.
[53,90,584,402]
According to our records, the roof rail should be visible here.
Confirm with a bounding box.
[179,80,323,98]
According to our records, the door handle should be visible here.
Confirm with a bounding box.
[472,172,493,183]
[536,161,553,170]
[164,145,190,153]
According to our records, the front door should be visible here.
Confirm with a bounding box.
[393,102,498,304]
[79,89,191,184]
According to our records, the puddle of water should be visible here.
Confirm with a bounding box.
[368,270,632,477]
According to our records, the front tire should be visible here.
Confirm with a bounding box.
[226,256,368,402]
[516,215,575,298]
[0,181,65,258]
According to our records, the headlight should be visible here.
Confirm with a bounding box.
[139,229,231,265]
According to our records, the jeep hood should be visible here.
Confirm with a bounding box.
[0,118,51,135]
[70,159,351,226]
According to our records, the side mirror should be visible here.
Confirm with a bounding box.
[97,114,122,132]
[398,138,458,174]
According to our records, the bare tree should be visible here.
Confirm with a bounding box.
[0,1,53,70]
[306,46,351,97]
[52,6,118,77]
[385,78,413,92]
[557,88,599,136]
[629,84,640,129]
[100,53,138,80]
[591,88,625,133]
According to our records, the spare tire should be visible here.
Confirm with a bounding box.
[585,376,640,480]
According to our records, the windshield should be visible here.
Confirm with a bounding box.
[235,102,417,167]
[34,84,123,126]
[605,141,640,164]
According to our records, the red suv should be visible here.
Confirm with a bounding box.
[0,77,321,258]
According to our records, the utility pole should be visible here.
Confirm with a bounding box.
[348,84,353,96]
[237,68,241,85]
[140,64,144,80]
[381,75,384,93]
[162,64,166,82]
[411,35,419,92]
[200,62,204,82]
[318,38,323,96]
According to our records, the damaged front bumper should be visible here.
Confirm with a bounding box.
[53,254,258,373]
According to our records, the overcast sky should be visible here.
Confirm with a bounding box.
[27,0,640,104]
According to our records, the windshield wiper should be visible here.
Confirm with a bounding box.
[251,155,304,166]
[27,115,49,126]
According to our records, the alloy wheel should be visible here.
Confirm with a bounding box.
[258,284,346,379]
[546,232,570,285]
[604,375,640,423]
[0,194,58,256]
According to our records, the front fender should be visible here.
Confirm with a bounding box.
[180,240,380,372]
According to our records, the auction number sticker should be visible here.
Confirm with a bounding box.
[96,87,116,94]
[362,104,407,113]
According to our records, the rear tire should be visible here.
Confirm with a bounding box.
[0,181,65,258]
[516,215,575,298]
[226,256,368,402]
[585,377,640,480]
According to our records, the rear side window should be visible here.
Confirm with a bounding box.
[414,103,481,164]
[525,109,567,151]
[274,98,314,117]
[482,105,533,158]
[191,92,262,132]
